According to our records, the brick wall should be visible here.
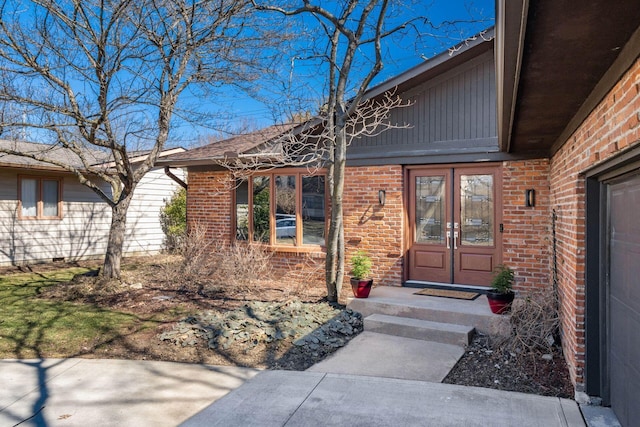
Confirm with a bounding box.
[186,165,405,291]
[501,159,552,291]
[549,57,640,388]
[343,165,405,286]
[186,171,234,242]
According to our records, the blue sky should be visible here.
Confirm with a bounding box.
[181,0,495,145]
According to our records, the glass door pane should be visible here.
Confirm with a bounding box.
[460,174,493,246]
[415,176,445,243]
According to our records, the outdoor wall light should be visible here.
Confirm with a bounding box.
[525,189,535,207]
[378,190,386,206]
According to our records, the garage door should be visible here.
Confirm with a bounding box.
[608,173,640,427]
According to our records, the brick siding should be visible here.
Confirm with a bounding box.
[186,165,405,291]
[186,171,234,242]
[343,165,404,286]
[501,159,552,292]
[549,57,640,388]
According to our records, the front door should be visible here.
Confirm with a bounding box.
[407,165,502,286]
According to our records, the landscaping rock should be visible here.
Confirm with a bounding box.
[158,299,363,370]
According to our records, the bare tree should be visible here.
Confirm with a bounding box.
[244,0,422,302]
[0,0,281,279]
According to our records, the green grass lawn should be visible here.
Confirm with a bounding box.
[0,268,144,359]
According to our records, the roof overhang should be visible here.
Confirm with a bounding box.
[495,0,528,153]
[497,0,640,155]
[0,161,69,172]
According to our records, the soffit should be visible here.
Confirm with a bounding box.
[508,0,640,154]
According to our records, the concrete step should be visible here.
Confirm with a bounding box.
[348,286,510,336]
[364,313,475,346]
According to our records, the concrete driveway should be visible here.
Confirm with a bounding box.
[0,358,259,426]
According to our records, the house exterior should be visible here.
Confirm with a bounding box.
[497,1,640,424]
[162,1,640,423]
[162,29,507,289]
[0,140,186,266]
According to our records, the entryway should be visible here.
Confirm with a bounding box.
[407,164,502,286]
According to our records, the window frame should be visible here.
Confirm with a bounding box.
[17,175,64,220]
[233,168,328,251]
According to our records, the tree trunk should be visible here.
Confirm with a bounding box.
[325,123,347,302]
[102,196,132,280]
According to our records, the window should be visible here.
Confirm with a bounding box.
[18,176,62,219]
[235,170,326,247]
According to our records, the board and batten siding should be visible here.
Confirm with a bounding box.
[0,167,184,266]
[349,49,497,162]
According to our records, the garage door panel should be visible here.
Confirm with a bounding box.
[608,174,640,427]
[628,246,640,313]
[610,299,628,358]
[628,311,640,376]
[610,351,628,425]
[628,368,640,426]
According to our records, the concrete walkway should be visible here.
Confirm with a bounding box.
[181,370,586,427]
[0,332,593,427]
[308,331,464,382]
[0,355,589,427]
[0,358,259,426]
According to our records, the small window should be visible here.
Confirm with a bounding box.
[234,170,326,247]
[18,176,62,219]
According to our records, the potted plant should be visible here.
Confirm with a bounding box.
[350,251,373,298]
[487,264,516,314]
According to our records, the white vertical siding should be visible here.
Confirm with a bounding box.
[0,166,185,266]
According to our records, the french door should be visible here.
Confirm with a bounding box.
[407,165,502,286]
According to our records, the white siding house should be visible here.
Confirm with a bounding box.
[0,140,185,266]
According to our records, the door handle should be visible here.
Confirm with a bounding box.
[453,231,459,250]
[446,231,451,249]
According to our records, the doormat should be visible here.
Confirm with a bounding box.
[413,288,480,300]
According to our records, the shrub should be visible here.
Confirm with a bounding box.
[491,264,515,293]
[165,222,273,297]
[160,187,186,251]
[350,251,372,280]
[507,290,560,354]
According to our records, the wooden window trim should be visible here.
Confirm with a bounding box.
[234,169,327,251]
[17,175,64,220]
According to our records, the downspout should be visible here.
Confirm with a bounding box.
[164,166,187,189]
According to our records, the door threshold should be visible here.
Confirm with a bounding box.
[404,280,489,294]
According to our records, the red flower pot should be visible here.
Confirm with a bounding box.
[487,291,515,314]
[350,278,373,298]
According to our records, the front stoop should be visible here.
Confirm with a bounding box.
[348,286,510,337]
[364,313,475,346]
